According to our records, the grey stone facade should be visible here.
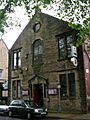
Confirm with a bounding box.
[8,12,87,113]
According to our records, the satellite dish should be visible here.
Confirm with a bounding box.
[71,57,78,66]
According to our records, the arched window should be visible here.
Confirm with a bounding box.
[33,39,43,64]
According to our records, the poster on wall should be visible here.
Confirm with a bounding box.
[22,89,28,96]
[2,90,8,97]
[48,88,58,95]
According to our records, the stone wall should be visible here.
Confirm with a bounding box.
[9,12,87,112]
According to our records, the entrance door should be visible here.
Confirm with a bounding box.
[33,84,43,106]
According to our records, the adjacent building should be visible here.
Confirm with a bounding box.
[0,39,8,103]
[8,12,90,113]
[83,38,90,110]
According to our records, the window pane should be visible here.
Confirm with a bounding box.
[59,38,65,49]
[57,34,74,60]
[33,40,43,64]
[17,80,21,98]
[60,74,67,100]
[67,35,73,57]
[68,73,76,98]
[12,81,17,98]
[18,51,21,68]
[0,69,3,79]
[13,50,21,69]
[58,38,66,59]
[34,48,38,55]
[13,52,17,69]
[39,45,42,54]
[18,59,21,67]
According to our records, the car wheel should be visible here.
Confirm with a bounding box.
[27,112,31,119]
[8,111,12,117]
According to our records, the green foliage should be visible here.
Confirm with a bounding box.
[83,18,90,39]
[69,18,90,47]
[38,0,51,4]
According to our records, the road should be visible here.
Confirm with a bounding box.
[0,116,65,120]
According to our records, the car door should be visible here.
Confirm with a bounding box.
[18,101,27,116]
[9,101,20,116]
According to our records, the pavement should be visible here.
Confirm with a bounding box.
[47,111,90,120]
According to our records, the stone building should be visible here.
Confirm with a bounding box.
[0,39,8,103]
[8,12,90,113]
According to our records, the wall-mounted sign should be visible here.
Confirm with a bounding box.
[48,88,58,95]
[71,46,77,57]
[71,57,78,66]
[86,69,89,73]
[22,90,28,96]
[2,80,8,89]
[2,90,8,97]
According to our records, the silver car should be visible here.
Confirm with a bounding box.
[0,105,9,115]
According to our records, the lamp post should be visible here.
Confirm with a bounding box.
[57,84,61,112]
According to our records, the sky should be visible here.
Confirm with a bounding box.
[1,1,89,49]
[2,7,29,49]
[1,5,57,49]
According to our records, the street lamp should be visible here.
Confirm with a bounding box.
[57,84,61,112]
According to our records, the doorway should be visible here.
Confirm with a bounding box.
[32,84,43,107]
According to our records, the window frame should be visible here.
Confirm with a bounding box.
[59,74,67,100]
[32,39,43,64]
[12,80,21,98]
[57,31,76,60]
[0,69,3,79]
[12,49,21,69]
[12,80,17,98]
[68,73,76,98]
[59,72,76,100]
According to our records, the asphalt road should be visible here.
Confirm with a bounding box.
[0,116,64,120]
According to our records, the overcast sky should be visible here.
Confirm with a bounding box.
[2,5,57,49]
[2,7,29,49]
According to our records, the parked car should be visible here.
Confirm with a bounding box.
[8,100,48,119]
[0,105,9,115]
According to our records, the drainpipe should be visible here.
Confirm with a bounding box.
[57,84,61,112]
[77,46,87,113]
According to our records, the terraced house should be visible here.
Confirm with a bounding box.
[8,12,90,113]
[0,39,8,104]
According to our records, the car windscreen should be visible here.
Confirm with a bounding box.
[24,100,38,108]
